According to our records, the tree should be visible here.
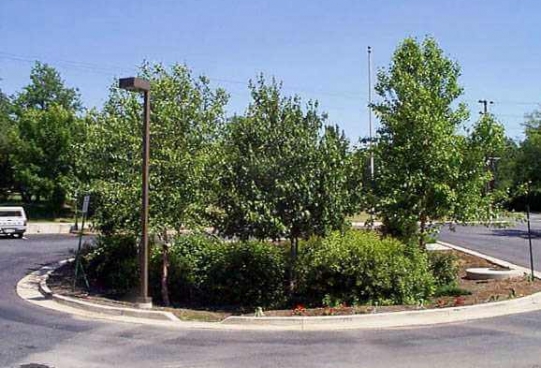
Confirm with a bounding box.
[0,89,14,200]
[81,63,228,305]
[455,114,506,220]
[10,62,82,210]
[313,125,361,234]
[513,111,541,210]
[370,37,505,246]
[493,137,519,194]
[212,77,356,289]
[517,111,541,185]
[83,63,227,235]
[10,105,80,210]
[15,61,81,112]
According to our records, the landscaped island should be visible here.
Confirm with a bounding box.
[47,229,541,322]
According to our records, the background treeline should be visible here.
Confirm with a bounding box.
[1,38,540,231]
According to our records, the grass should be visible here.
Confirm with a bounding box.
[347,212,374,223]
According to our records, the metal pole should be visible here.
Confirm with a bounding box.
[139,89,151,307]
[73,192,79,231]
[73,206,89,291]
[527,204,535,278]
[526,181,535,279]
[368,46,374,178]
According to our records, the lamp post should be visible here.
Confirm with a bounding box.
[119,77,152,309]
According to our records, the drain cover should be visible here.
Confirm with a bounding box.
[20,364,53,368]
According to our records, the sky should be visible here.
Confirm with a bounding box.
[1,0,540,142]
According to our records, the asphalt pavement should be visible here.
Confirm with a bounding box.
[3,234,541,367]
[439,214,541,273]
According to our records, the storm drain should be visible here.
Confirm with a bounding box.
[19,364,54,368]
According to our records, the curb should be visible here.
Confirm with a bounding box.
[17,243,541,331]
[31,259,180,323]
[436,241,541,279]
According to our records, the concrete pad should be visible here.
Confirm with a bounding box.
[426,243,451,251]
[466,267,522,280]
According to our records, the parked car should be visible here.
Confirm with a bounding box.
[0,206,27,238]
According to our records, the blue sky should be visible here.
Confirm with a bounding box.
[1,0,540,142]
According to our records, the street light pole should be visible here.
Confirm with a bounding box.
[119,77,152,309]
[367,46,374,178]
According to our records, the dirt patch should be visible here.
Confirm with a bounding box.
[47,266,229,322]
[47,249,541,321]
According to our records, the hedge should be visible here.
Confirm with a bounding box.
[85,230,446,309]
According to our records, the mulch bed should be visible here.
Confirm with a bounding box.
[47,249,541,321]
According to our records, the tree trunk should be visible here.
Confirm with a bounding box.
[288,237,298,294]
[20,189,32,203]
[419,213,427,250]
[161,243,170,306]
[160,230,171,307]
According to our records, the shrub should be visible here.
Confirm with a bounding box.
[83,234,139,294]
[428,251,459,287]
[86,230,443,310]
[149,233,226,306]
[205,240,287,308]
[296,230,435,306]
[150,234,287,309]
[434,284,471,297]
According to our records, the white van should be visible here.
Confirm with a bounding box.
[0,206,27,238]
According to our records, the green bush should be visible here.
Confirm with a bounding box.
[296,230,435,306]
[150,234,287,309]
[206,240,287,308]
[434,284,471,297]
[83,234,139,294]
[149,233,227,306]
[428,251,459,287]
[86,230,444,310]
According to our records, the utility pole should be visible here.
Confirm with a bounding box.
[478,99,493,115]
[368,46,374,178]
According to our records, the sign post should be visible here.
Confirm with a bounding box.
[73,195,90,291]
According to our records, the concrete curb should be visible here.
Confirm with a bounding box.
[32,259,180,322]
[222,293,541,329]
[436,240,541,279]
[16,242,541,331]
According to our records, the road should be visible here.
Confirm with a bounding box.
[439,214,541,273]
[2,234,541,367]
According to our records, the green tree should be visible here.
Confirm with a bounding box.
[0,89,14,200]
[82,63,228,305]
[83,63,227,235]
[15,61,81,112]
[371,37,505,246]
[455,114,506,220]
[213,77,356,289]
[9,63,82,210]
[514,111,541,209]
[10,105,80,210]
[313,125,360,234]
[494,137,519,194]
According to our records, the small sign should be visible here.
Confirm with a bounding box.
[82,195,90,214]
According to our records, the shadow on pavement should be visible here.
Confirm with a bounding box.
[491,229,541,239]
